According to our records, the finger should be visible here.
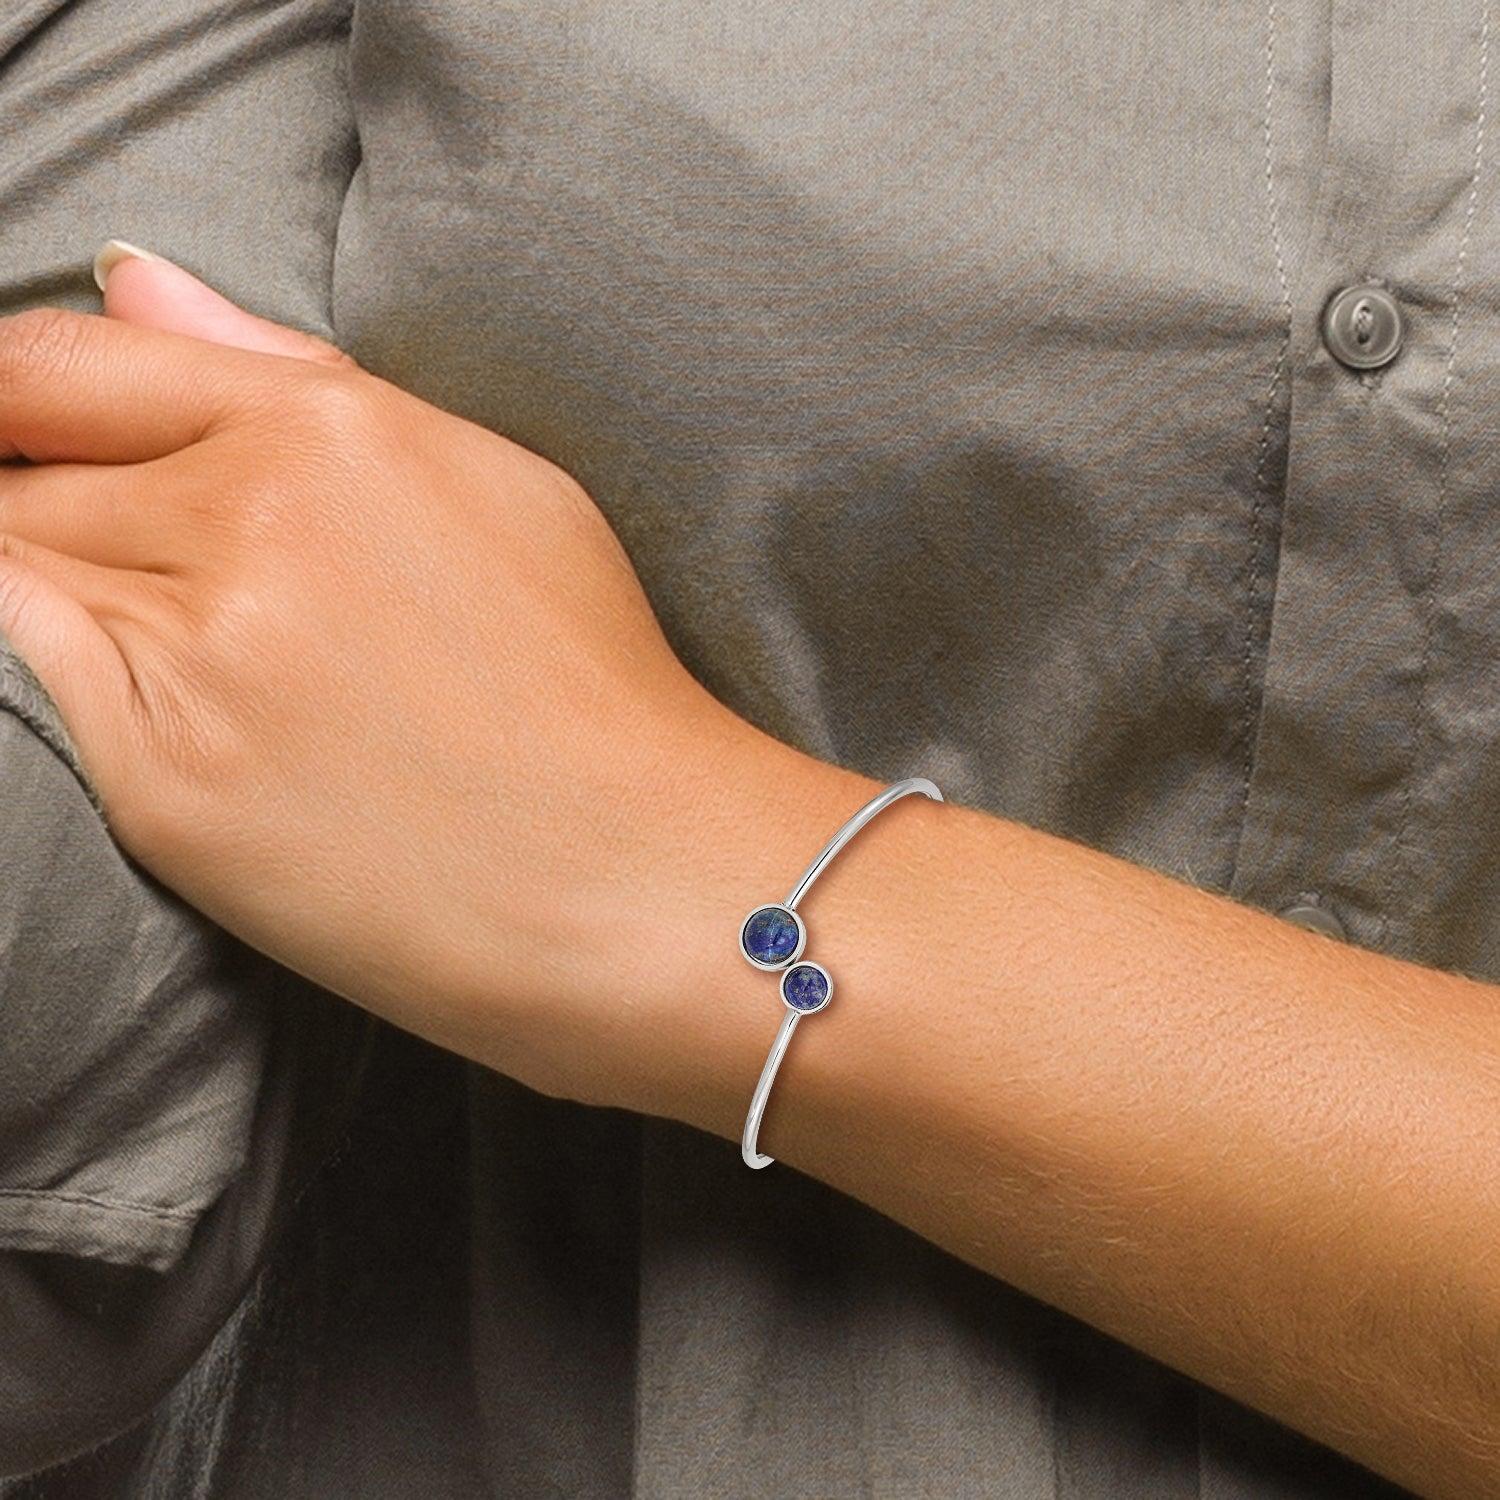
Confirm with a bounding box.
[0,530,151,622]
[0,305,320,464]
[96,241,352,368]
[0,459,182,573]
[0,540,145,792]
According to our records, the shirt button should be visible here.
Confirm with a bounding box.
[1279,902,1347,941]
[1321,284,1406,371]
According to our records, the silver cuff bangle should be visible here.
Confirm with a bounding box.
[737,776,944,1169]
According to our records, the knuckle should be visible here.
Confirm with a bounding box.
[269,371,391,517]
[0,531,36,569]
[255,369,382,493]
[0,307,90,393]
[298,367,376,434]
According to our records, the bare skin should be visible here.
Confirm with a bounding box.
[0,252,1495,1497]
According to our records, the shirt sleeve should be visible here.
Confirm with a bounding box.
[0,645,372,1477]
[0,650,268,1274]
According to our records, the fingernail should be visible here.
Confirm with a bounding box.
[92,238,171,293]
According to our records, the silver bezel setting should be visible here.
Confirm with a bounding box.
[779,960,833,1015]
[739,904,807,971]
[741,778,944,1168]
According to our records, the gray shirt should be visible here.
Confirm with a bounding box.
[0,0,1472,1493]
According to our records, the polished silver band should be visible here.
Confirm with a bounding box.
[739,776,944,1169]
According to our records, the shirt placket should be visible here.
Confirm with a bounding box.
[1230,0,1497,970]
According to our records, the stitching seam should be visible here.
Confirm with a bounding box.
[1381,0,1490,952]
[0,1186,197,1224]
[1238,0,1295,867]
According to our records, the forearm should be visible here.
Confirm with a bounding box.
[637,725,1500,1500]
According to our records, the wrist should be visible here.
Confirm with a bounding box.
[543,683,888,1124]
[408,676,878,1115]
[611,708,883,1126]
[621,729,973,1169]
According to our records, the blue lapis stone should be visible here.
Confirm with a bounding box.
[782,964,830,1012]
[742,906,800,966]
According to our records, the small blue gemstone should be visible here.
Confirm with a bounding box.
[743,906,800,966]
[783,964,829,1012]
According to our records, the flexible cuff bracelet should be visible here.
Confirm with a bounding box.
[737,776,944,1169]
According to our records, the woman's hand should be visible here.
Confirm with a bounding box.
[0,250,832,1107]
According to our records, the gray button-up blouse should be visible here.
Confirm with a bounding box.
[0,0,1483,1494]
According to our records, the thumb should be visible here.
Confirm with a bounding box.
[94,240,351,366]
